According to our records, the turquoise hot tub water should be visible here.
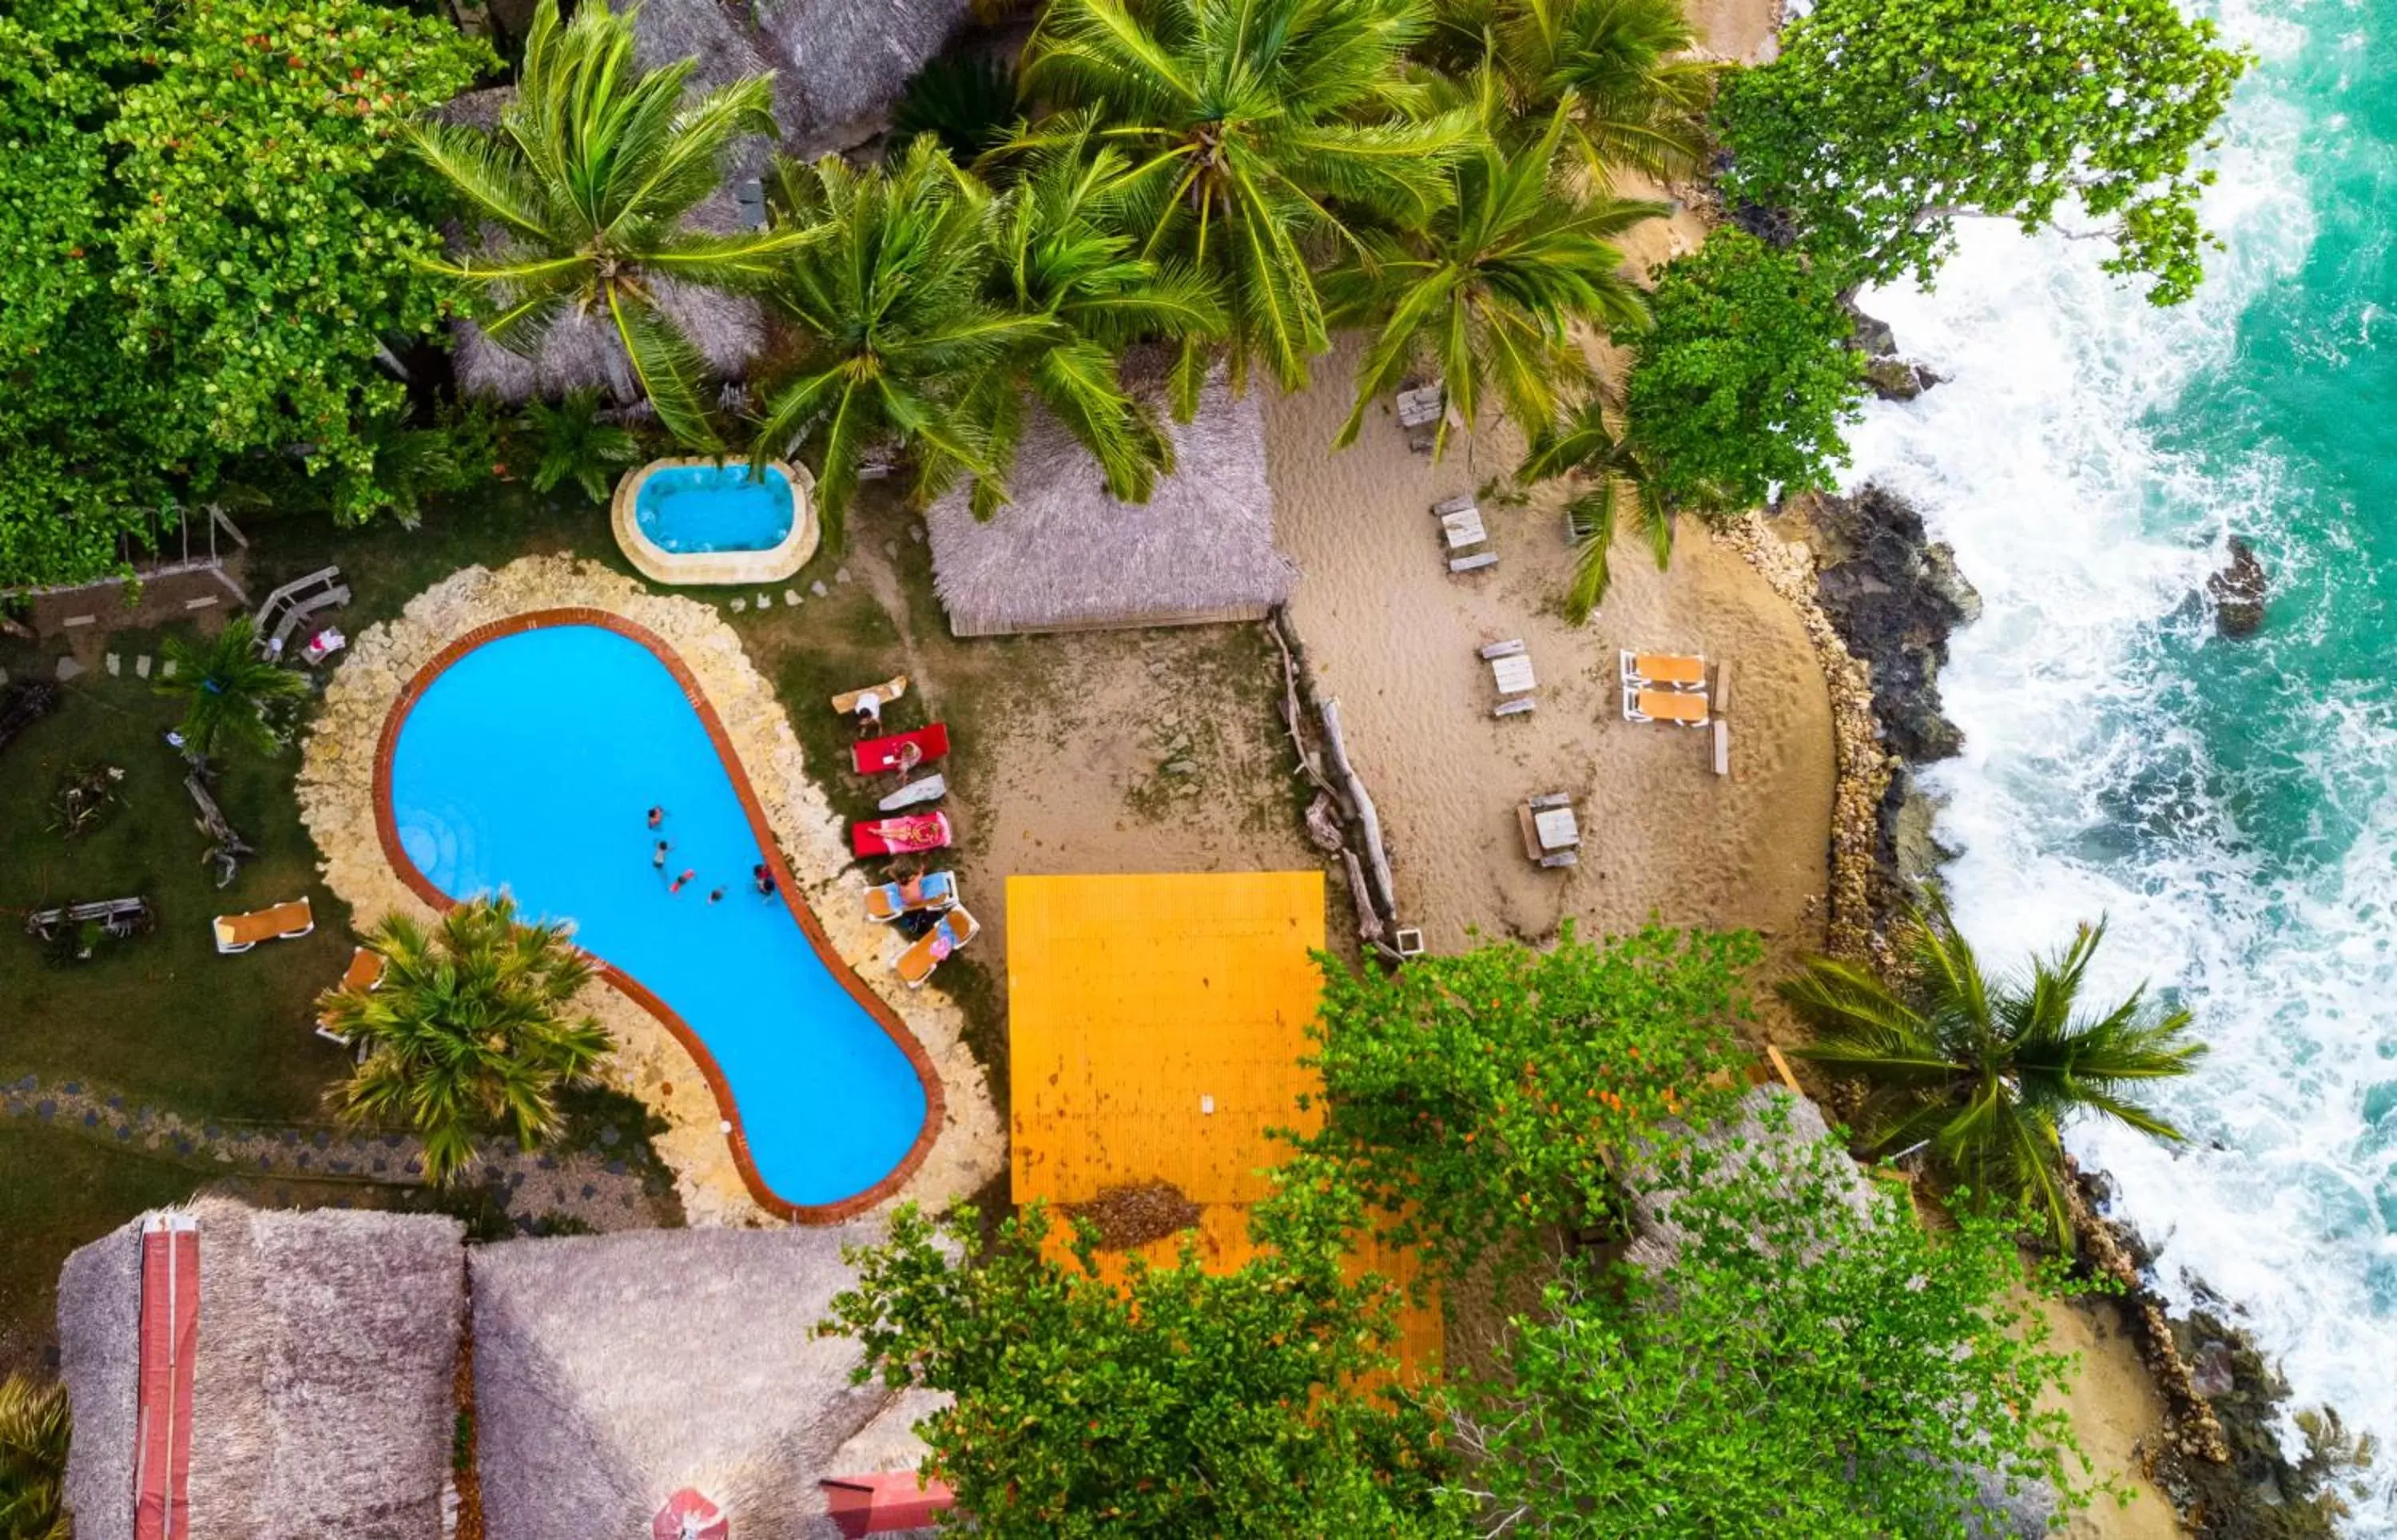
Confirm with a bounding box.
[634,463,796,554]
[385,622,927,1209]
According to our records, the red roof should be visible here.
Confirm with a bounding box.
[134,1214,198,1540]
[821,1472,956,1537]
[652,1487,729,1540]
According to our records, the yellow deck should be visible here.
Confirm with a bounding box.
[1007,871,1441,1374]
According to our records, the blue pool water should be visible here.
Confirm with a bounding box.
[386,622,927,1209]
[634,463,795,554]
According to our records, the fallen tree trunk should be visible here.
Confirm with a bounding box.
[1318,699,1397,921]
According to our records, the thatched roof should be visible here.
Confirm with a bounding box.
[754,0,973,150]
[56,1200,467,1540]
[470,1221,948,1540]
[927,370,1298,637]
[451,277,765,410]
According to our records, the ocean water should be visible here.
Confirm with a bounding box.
[1837,0,2397,1526]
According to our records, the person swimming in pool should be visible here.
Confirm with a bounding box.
[753,863,778,899]
[707,887,726,904]
[670,869,695,895]
[654,839,670,869]
[647,805,666,828]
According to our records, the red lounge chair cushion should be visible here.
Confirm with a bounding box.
[853,724,951,775]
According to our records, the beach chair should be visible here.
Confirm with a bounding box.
[1620,649,1707,691]
[1517,793,1580,869]
[831,675,907,716]
[213,897,313,955]
[1621,686,1711,728]
[853,724,950,776]
[865,871,959,923]
[316,947,386,1046]
[1438,504,1488,550]
[852,812,952,857]
[1449,552,1498,574]
[894,906,980,989]
[878,773,946,812]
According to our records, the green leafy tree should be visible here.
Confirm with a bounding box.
[1461,1125,2097,1536]
[824,1189,1469,1539]
[0,1375,70,1540]
[1327,95,1652,458]
[1422,0,1720,185]
[753,142,1047,541]
[0,0,491,587]
[156,616,311,759]
[1616,229,1866,512]
[408,0,798,450]
[1012,0,1475,410]
[1295,923,1755,1278]
[1517,398,1668,621]
[321,894,614,1184]
[515,388,643,505]
[1779,896,2208,1244]
[1717,0,2246,303]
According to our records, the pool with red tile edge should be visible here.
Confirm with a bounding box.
[369,606,942,1223]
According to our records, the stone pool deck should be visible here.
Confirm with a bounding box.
[296,555,1004,1228]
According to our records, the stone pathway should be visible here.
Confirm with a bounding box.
[0,1071,666,1233]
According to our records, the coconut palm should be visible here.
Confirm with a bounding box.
[751,141,1050,541]
[1425,0,1721,185]
[515,387,643,504]
[1012,0,1477,411]
[1779,897,2208,1245]
[0,1375,70,1540]
[156,615,311,758]
[407,0,799,450]
[1326,93,1655,459]
[321,893,613,1185]
[1517,396,1669,621]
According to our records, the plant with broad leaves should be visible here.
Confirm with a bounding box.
[515,389,644,506]
[0,1374,70,1540]
[1781,895,2207,1246]
[823,1187,1470,1539]
[321,894,613,1185]
[1456,1116,2101,1536]
[155,617,311,760]
[1293,922,1755,1280]
[1716,0,2246,303]
[890,52,1020,163]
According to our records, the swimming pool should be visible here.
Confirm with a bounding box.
[380,616,932,1217]
[635,463,795,553]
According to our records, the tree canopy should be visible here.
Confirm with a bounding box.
[0,0,492,588]
[1717,0,2246,304]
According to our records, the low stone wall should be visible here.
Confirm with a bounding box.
[610,457,820,588]
[296,554,1004,1228]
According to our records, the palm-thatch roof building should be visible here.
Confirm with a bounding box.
[471,1221,950,1540]
[926,371,1299,637]
[55,1200,467,1540]
[753,0,974,149]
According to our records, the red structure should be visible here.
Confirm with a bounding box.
[821,1472,956,1537]
[853,724,950,776]
[651,1487,729,1540]
[133,1213,198,1540]
[850,812,953,857]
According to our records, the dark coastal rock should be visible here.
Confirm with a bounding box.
[2207,537,2270,637]
[1845,300,1899,360]
[1799,483,1975,765]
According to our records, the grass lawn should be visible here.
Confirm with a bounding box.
[0,1127,208,1375]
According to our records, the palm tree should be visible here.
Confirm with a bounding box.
[1425,0,1721,185]
[515,387,643,504]
[1517,395,1669,621]
[1012,0,1476,411]
[1779,897,2208,1244]
[157,615,311,758]
[321,893,613,1185]
[407,0,799,450]
[0,1375,70,1540]
[751,141,1049,542]
[1326,93,1654,460]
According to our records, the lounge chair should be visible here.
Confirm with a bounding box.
[1622,687,1710,727]
[316,947,386,1046]
[894,906,979,989]
[865,870,958,923]
[853,724,950,776]
[878,773,946,812]
[852,812,952,857]
[1449,552,1498,574]
[831,675,907,716]
[1620,649,1707,691]
[214,897,313,955]
[1517,793,1580,869]
[1437,505,1488,550]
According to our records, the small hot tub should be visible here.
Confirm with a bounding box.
[612,457,819,585]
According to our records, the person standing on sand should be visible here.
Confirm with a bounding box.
[647,805,666,828]
[654,839,670,870]
[670,869,695,895]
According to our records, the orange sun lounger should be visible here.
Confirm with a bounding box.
[316,947,386,1046]
[1622,649,1707,689]
[893,906,978,989]
[213,897,314,955]
[1624,688,1710,727]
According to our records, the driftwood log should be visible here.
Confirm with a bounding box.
[1318,699,1398,921]
[185,773,254,889]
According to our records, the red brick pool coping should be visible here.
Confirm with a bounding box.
[370,606,944,1224]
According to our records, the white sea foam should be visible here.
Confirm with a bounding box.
[1835,2,2397,1528]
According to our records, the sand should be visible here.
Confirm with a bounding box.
[1267,333,1837,974]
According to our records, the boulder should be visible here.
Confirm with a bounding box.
[2206,536,2268,637]
[1844,300,1899,360]
[1865,357,1926,401]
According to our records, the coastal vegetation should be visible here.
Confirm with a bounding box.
[0,1374,70,1540]
[1783,899,2209,1246]
[320,894,614,1184]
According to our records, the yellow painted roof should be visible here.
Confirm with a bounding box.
[1007,871,1441,1374]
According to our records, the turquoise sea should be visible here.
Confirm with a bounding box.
[1839,1,2397,1527]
